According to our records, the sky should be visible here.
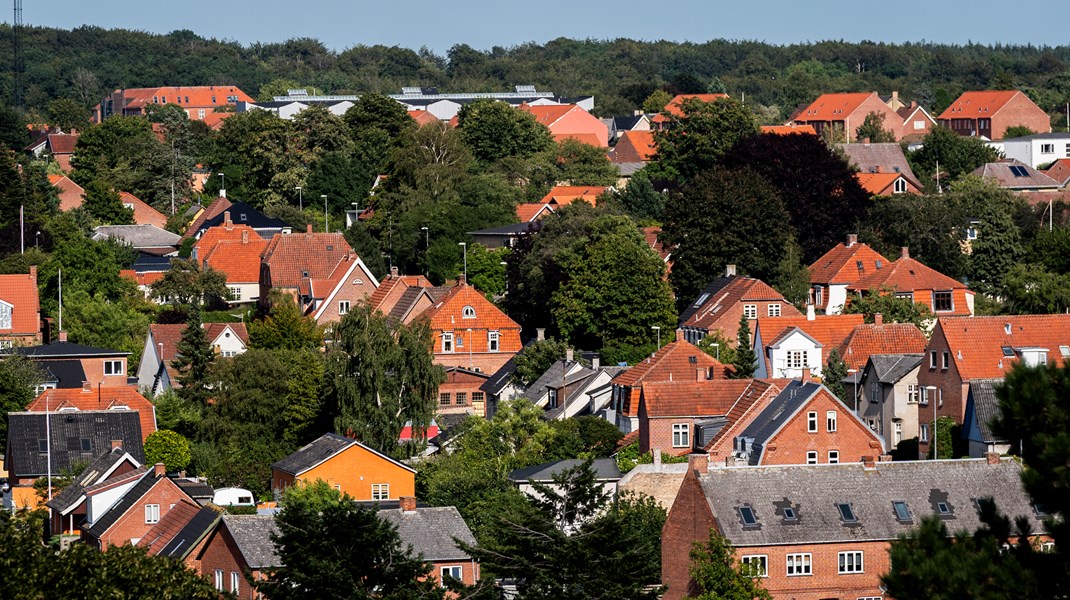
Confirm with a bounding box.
[23,0,1070,54]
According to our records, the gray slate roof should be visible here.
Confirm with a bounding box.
[521,360,592,403]
[968,379,1006,444]
[93,225,182,249]
[6,411,144,478]
[40,359,88,388]
[508,458,622,483]
[868,353,924,384]
[197,201,288,232]
[697,458,1042,547]
[836,142,920,185]
[46,446,139,514]
[379,506,477,562]
[224,515,282,569]
[736,381,825,465]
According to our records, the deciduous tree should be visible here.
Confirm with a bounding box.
[688,530,772,600]
[144,429,191,472]
[649,96,758,184]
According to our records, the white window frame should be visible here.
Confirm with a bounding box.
[1041,143,1055,154]
[371,483,389,501]
[214,569,223,591]
[828,450,840,464]
[786,350,808,369]
[228,286,242,301]
[144,504,160,524]
[894,422,903,445]
[338,300,350,315]
[838,550,864,574]
[807,411,817,433]
[741,555,768,577]
[441,332,454,353]
[0,301,12,329]
[672,423,690,448]
[488,330,500,352]
[767,304,781,317]
[462,305,476,319]
[893,177,907,193]
[0,340,13,350]
[231,571,240,594]
[441,565,462,584]
[104,359,125,376]
[827,410,838,432]
[920,423,930,443]
[907,384,919,404]
[806,451,818,465]
[743,304,757,319]
[786,553,812,576]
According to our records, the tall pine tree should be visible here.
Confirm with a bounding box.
[731,314,757,379]
[823,348,849,402]
[172,313,215,403]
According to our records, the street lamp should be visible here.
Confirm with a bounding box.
[35,230,40,249]
[458,242,467,282]
[651,325,661,349]
[710,342,719,360]
[321,194,328,233]
[847,368,858,413]
[216,172,225,192]
[351,202,359,228]
[295,186,303,210]
[924,386,939,459]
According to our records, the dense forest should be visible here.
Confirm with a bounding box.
[4,24,1070,122]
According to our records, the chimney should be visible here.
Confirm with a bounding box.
[725,264,736,277]
[806,303,816,321]
[687,453,709,475]
[652,449,662,471]
[675,328,685,343]
[58,330,68,342]
[219,188,226,198]
[390,266,398,278]
[900,247,910,259]
[800,368,811,383]
[697,368,704,381]
[399,496,417,512]
[985,452,1001,465]
[111,440,122,450]
[458,274,466,286]
[29,265,36,281]
[82,380,91,392]
[873,313,883,326]
[154,463,166,477]
[862,456,876,470]
[224,211,232,228]
[241,230,249,244]
[592,355,600,370]
[306,224,313,235]
[863,137,871,145]
[891,90,899,104]
[846,233,858,247]
[536,328,545,341]
[566,348,574,363]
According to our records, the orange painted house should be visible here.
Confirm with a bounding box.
[519,104,609,147]
[270,433,416,502]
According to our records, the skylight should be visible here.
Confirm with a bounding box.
[1002,346,1015,358]
[892,501,911,522]
[837,503,857,523]
[1009,165,1029,177]
[782,507,797,522]
[936,501,951,516]
[738,506,758,526]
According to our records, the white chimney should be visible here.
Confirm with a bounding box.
[806,303,816,321]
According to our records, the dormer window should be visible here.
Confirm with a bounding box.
[0,301,12,329]
[462,306,476,319]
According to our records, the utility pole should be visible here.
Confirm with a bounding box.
[322,194,328,233]
[13,0,24,109]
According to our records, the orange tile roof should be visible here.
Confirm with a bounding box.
[408,110,440,126]
[518,104,574,127]
[183,197,232,240]
[47,133,79,154]
[809,239,890,286]
[516,202,552,222]
[538,185,608,206]
[760,124,817,135]
[652,94,730,123]
[119,192,168,228]
[49,175,85,211]
[27,386,157,441]
[935,315,1070,380]
[936,90,1020,121]
[681,277,798,332]
[198,226,267,285]
[0,269,40,336]
[642,226,671,262]
[794,93,876,122]
[114,86,254,111]
[836,323,928,371]
[1044,158,1070,186]
[552,132,602,147]
[849,251,967,293]
[641,379,755,417]
[608,130,656,163]
[201,112,234,130]
[855,172,920,196]
[194,223,258,256]
[613,336,731,387]
[424,281,521,334]
[121,270,165,288]
[756,314,865,365]
[261,232,355,289]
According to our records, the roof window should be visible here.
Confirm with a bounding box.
[738,505,759,527]
[936,501,952,516]
[892,501,911,522]
[782,507,798,522]
[1002,346,1015,358]
[837,502,857,523]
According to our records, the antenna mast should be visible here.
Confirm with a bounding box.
[12,0,23,108]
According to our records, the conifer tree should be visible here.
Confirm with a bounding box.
[172,312,214,403]
[731,314,757,379]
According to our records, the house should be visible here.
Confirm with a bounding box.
[259,227,379,325]
[642,226,672,268]
[937,90,1051,140]
[618,461,690,511]
[97,86,254,122]
[837,319,927,411]
[651,94,729,128]
[27,131,79,171]
[408,109,441,126]
[962,379,1011,458]
[270,433,416,501]
[847,247,975,317]
[608,330,732,433]
[26,385,157,441]
[137,501,225,575]
[0,266,42,348]
[679,267,800,345]
[192,219,269,305]
[437,367,491,417]
[45,445,142,536]
[917,314,1070,456]
[809,233,890,314]
[424,276,522,375]
[751,312,865,379]
[603,114,651,141]
[733,379,884,465]
[522,353,624,420]
[519,104,609,147]
[971,159,1062,192]
[1001,132,1070,168]
[48,174,85,211]
[378,500,481,586]
[182,196,232,239]
[1044,157,1070,186]
[508,458,622,505]
[468,220,542,249]
[15,333,132,389]
[661,454,1044,600]
[118,192,168,229]
[855,172,923,196]
[3,410,144,510]
[479,355,524,416]
[365,268,438,324]
[190,200,290,240]
[83,463,199,549]
[857,354,925,451]
[759,124,816,135]
[92,225,181,256]
[136,322,250,396]
[120,254,172,299]
[894,100,938,142]
[791,92,930,141]
[608,130,656,179]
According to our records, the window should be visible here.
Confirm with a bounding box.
[942,351,950,370]
[743,304,757,319]
[240,213,247,221]
[837,502,858,523]
[839,551,864,573]
[198,109,206,119]
[920,386,929,406]
[934,291,953,312]
[807,411,818,433]
[920,423,930,442]
[80,438,92,453]
[966,226,978,240]
[672,423,690,448]
[806,451,818,465]
[455,392,467,405]
[786,553,812,576]
[741,555,768,577]
[828,450,839,464]
[231,571,240,594]
[914,119,926,130]
[145,504,160,524]
[104,360,124,376]
[228,287,242,301]
[894,422,903,445]
[462,305,476,319]
[441,566,462,584]
[786,350,808,369]
[827,411,838,432]
[930,351,938,369]
[893,500,912,522]
[0,340,11,350]
[38,439,47,454]
[782,507,797,521]
[737,505,758,526]
[767,304,781,317]
[1041,143,1055,154]
[488,331,500,352]
[548,388,558,408]
[472,391,485,405]
[221,350,236,358]
[338,300,350,315]
[894,177,907,193]
[936,501,951,516]
[439,393,451,406]
[214,569,223,591]
[441,332,454,353]
[0,302,11,329]
[907,384,919,404]
[371,484,389,501]
[211,95,216,103]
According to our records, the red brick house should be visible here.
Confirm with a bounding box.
[26,385,157,441]
[809,234,890,314]
[366,268,437,324]
[137,501,224,575]
[848,247,975,317]
[661,454,1043,600]
[679,268,801,346]
[1044,157,1070,187]
[519,104,609,147]
[791,92,928,141]
[83,463,197,550]
[938,90,1051,140]
[514,185,608,222]
[48,174,85,211]
[45,445,142,536]
[836,319,928,372]
[97,86,254,122]
[423,277,522,376]
[195,514,279,598]
[193,217,268,305]
[0,266,42,348]
[608,130,656,164]
[16,334,132,389]
[917,314,1070,456]
[438,366,491,417]
[378,500,481,587]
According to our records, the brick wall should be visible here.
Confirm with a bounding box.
[197,526,258,599]
[760,389,884,465]
[661,467,717,600]
[437,378,487,417]
[430,559,481,587]
[642,417,697,455]
[917,326,969,457]
[993,96,1053,139]
[736,540,889,599]
[98,477,191,549]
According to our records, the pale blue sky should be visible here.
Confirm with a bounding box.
[23,0,1070,53]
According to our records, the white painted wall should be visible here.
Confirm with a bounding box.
[85,477,142,526]
[825,284,849,314]
[768,331,823,379]
[211,326,248,357]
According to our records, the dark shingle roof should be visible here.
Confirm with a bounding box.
[15,341,128,358]
[6,411,145,478]
[159,505,226,558]
[696,458,1042,547]
[521,360,592,403]
[40,359,88,388]
[224,515,282,569]
[175,478,215,501]
[968,379,1006,444]
[736,381,824,465]
[481,355,519,396]
[271,433,415,477]
[379,506,477,562]
[508,458,622,483]
[47,446,139,514]
[198,201,288,232]
[868,353,924,384]
[86,471,161,538]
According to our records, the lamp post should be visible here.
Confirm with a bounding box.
[321,194,328,233]
[710,342,719,360]
[295,186,303,210]
[847,368,858,413]
[924,385,939,459]
[500,261,508,297]
[651,325,661,349]
[458,242,467,282]
[421,227,429,277]
[217,172,225,192]
[35,230,40,249]
[351,202,359,228]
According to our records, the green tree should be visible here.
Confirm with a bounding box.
[649,96,758,184]
[462,243,508,296]
[173,314,215,404]
[731,315,757,379]
[697,331,736,366]
[969,189,1024,294]
[0,105,29,151]
[823,348,849,402]
[574,415,624,457]
[1000,264,1070,314]
[512,338,569,386]
[344,93,415,141]
[457,99,553,164]
[60,288,154,362]
[152,389,203,440]
[642,89,673,114]
[0,356,43,449]
[926,415,957,459]
[328,304,444,455]
[258,481,445,600]
[688,530,772,600]
[150,258,228,310]
[542,138,619,186]
[773,237,813,307]
[612,172,665,222]
[81,179,133,225]
[843,288,931,327]
[248,292,324,350]
[854,111,896,143]
[907,126,1000,190]
[47,98,90,132]
[1003,125,1036,139]
[257,79,322,102]
[144,429,192,472]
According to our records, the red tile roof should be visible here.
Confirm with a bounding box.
[120,192,168,229]
[201,112,234,130]
[936,90,1020,121]
[49,174,85,211]
[408,110,440,126]
[682,277,799,332]
[642,226,671,262]
[794,93,875,122]
[113,86,254,111]
[261,232,355,289]
[836,323,928,371]
[47,133,79,155]
[809,239,890,287]
[652,94,730,123]
[120,270,165,288]
[613,336,731,387]
[849,251,967,293]
[519,104,574,127]
[608,130,656,163]
[198,227,267,285]
[855,172,921,196]
[552,132,602,147]
[1044,158,1070,187]
[703,379,784,451]
[935,315,1070,380]
[27,386,157,441]
[0,269,40,337]
[516,202,553,222]
[538,185,608,206]
[760,124,817,135]
[756,314,865,364]
[182,197,232,240]
[424,281,522,334]
[641,379,755,417]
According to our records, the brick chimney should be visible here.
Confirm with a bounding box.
[846,233,858,247]
[111,440,123,450]
[900,247,910,259]
[873,313,883,326]
[241,229,249,244]
[29,265,36,281]
[687,453,709,475]
[399,496,417,512]
[223,211,232,228]
[306,224,313,235]
[675,328,685,342]
[390,266,399,278]
[985,452,1001,465]
[58,330,68,342]
[458,274,466,286]
[725,264,736,277]
[154,463,166,477]
[862,456,876,470]
[800,368,811,383]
